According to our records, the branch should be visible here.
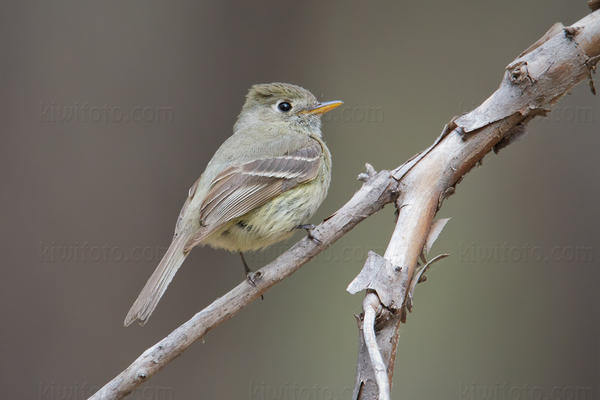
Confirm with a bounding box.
[361,293,390,400]
[349,10,600,399]
[90,9,600,400]
[90,169,399,399]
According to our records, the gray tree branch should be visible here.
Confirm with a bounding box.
[350,9,600,400]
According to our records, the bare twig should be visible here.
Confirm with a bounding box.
[407,253,450,312]
[362,293,390,400]
[91,9,600,400]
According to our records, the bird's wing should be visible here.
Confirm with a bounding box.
[184,140,322,250]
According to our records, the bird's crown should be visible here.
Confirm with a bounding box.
[244,82,317,107]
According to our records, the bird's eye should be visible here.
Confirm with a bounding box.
[277,102,292,112]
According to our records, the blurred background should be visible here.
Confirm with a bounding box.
[1,1,598,399]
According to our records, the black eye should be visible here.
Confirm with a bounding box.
[278,102,292,112]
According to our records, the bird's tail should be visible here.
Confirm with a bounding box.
[124,234,190,326]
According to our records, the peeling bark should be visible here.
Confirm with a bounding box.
[89,9,600,400]
[351,10,600,400]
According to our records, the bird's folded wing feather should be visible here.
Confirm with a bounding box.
[184,140,322,250]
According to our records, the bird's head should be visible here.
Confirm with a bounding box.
[235,82,342,133]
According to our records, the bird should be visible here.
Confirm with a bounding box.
[124,82,342,326]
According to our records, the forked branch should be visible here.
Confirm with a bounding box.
[350,9,600,399]
[90,8,600,400]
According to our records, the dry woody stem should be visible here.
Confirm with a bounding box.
[90,8,600,400]
[351,10,600,399]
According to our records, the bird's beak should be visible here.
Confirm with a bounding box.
[301,100,343,115]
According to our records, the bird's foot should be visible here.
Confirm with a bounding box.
[246,270,262,287]
[240,252,264,299]
[297,224,322,244]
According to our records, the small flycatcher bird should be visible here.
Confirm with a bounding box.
[124,82,342,326]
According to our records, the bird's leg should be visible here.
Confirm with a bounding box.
[239,252,257,285]
[239,251,252,276]
[239,252,264,299]
[296,224,322,244]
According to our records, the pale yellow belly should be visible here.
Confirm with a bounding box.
[202,172,329,252]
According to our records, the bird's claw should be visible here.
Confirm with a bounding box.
[246,271,261,287]
[246,271,264,300]
[297,224,322,244]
